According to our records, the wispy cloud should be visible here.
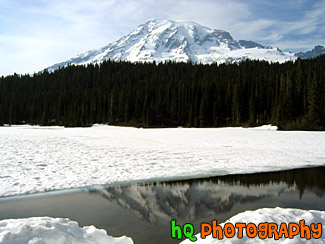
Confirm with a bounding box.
[268,1,325,50]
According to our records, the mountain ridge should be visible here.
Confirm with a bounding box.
[295,45,325,59]
[47,19,324,71]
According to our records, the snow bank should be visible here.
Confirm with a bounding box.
[181,208,325,243]
[0,125,324,197]
[0,217,133,244]
[248,124,278,130]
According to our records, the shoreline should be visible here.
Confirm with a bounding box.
[2,123,324,131]
[1,165,324,201]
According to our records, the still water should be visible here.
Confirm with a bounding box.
[0,166,324,244]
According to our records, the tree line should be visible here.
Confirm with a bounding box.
[0,56,324,130]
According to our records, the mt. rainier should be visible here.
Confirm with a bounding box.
[48,19,296,70]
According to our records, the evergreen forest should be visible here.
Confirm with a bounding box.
[0,55,324,130]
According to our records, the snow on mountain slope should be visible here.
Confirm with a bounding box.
[48,19,296,71]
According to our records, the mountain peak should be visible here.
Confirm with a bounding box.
[144,19,206,27]
[48,19,297,71]
[295,45,325,59]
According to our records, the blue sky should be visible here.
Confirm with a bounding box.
[0,0,324,76]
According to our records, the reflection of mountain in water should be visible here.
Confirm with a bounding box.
[91,166,325,224]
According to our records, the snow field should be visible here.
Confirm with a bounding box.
[0,125,324,197]
[0,217,133,244]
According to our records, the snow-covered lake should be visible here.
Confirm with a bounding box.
[0,125,324,197]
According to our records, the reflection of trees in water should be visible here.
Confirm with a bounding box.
[215,166,325,198]
[91,167,325,224]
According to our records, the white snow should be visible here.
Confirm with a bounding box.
[48,19,296,71]
[247,124,278,130]
[0,125,324,197]
[180,208,325,243]
[0,217,133,244]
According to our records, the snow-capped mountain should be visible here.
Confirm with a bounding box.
[48,19,297,70]
[295,45,325,59]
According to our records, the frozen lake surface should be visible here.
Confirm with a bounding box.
[0,125,324,197]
